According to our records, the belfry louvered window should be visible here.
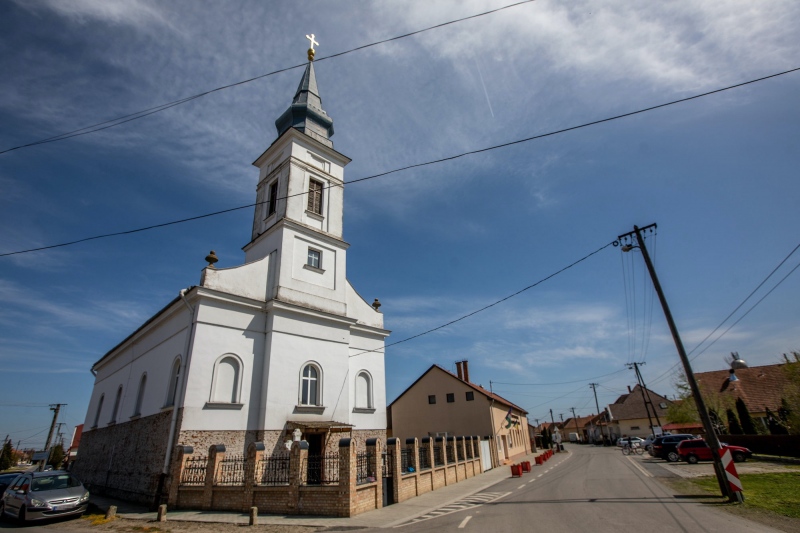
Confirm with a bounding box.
[307,179,323,215]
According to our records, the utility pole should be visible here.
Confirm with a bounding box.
[626,362,656,433]
[42,404,65,470]
[571,407,581,442]
[618,223,740,502]
[549,409,555,425]
[590,383,607,445]
[630,362,663,430]
[559,413,564,422]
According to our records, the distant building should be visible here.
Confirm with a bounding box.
[74,58,389,504]
[605,384,672,440]
[388,361,530,468]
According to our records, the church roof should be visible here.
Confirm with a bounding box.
[274,61,334,148]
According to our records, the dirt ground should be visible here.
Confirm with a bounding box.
[56,515,330,533]
[639,454,800,479]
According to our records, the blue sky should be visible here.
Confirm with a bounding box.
[1,0,799,448]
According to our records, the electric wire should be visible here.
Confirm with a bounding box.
[348,240,616,357]
[4,66,799,259]
[489,368,627,386]
[0,0,537,156]
[648,240,800,387]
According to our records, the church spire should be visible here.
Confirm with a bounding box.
[274,34,334,148]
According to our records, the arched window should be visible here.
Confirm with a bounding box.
[355,371,373,409]
[93,394,104,428]
[133,373,147,416]
[299,363,322,406]
[165,357,181,407]
[210,355,242,404]
[110,386,123,423]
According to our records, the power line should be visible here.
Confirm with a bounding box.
[490,368,627,386]
[0,0,538,156]
[4,66,799,259]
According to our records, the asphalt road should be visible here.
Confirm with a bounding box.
[389,444,779,532]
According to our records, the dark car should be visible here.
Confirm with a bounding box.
[677,439,753,464]
[651,434,697,462]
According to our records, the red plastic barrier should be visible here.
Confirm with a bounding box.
[521,461,531,472]
[510,464,523,477]
[535,455,543,465]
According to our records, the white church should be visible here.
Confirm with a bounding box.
[74,45,390,503]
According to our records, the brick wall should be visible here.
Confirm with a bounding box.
[72,410,173,505]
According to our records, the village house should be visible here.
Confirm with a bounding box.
[73,52,390,505]
[605,384,672,441]
[387,361,530,469]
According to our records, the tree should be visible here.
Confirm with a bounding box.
[0,440,13,471]
[783,352,800,435]
[779,398,793,435]
[48,444,65,469]
[765,407,789,435]
[709,409,726,435]
[726,409,743,434]
[736,397,759,435]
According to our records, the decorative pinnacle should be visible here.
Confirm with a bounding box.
[306,33,318,61]
[372,298,381,311]
[205,250,219,268]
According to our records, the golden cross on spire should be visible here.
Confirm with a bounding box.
[306,34,318,61]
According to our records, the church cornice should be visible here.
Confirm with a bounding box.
[243,217,350,254]
[252,127,351,169]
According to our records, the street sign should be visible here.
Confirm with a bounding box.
[32,451,49,461]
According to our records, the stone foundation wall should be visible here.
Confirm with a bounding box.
[72,410,174,505]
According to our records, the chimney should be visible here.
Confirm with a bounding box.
[463,360,470,383]
[456,361,464,380]
[627,385,632,393]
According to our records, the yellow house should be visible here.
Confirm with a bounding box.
[387,362,530,468]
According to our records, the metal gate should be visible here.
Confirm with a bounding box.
[382,451,395,506]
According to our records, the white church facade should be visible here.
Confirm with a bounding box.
[74,54,389,504]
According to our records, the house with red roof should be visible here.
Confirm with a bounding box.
[387,361,530,468]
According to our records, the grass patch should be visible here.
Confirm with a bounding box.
[81,513,117,526]
[690,472,800,518]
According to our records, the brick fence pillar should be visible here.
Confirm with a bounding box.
[287,440,308,513]
[338,438,356,517]
[387,438,402,504]
[203,444,225,510]
[242,442,265,512]
[456,437,465,479]
[474,436,484,473]
[167,445,193,507]
[365,438,382,509]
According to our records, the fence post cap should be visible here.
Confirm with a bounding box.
[248,441,266,452]
[387,437,398,446]
[210,444,226,453]
[365,438,379,447]
[175,445,194,454]
[338,438,352,448]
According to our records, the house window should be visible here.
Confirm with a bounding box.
[211,355,242,403]
[428,395,436,404]
[446,393,455,403]
[307,179,323,215]
[659,402,668,409]
[355,371,373,409]
[133,373,147,416]
[300,363,321,406]
[165,357,181,407]
[110,386,123,423]
[307,248,321,269]
[267,180,279,217]
[466,391,474,401]
[93,394,105,428]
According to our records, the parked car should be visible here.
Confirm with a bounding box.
[651,434,697,462]
[616,437,645,447]
[642,433,670,451]
[676,439,753,464]
[0,470,89,522]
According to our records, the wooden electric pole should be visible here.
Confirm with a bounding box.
[618,223,740,502]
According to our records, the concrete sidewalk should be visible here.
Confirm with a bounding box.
[90,449,556,528]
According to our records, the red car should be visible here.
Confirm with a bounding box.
[676,438,753,464]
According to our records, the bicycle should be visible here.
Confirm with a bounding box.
[621,444,644,456]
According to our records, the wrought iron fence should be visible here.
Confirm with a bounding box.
[304,453,339,485]
[400,447,415,474]
[466,442,474,459]
[356,451,375,485]
[180,455,208,486]
[215,454,246,486]
[383,450,394,478]
[457,442,465,462]
[418,445,431,471]
[433,444,444,467]
[445,443,455,463]
[256,453,290,486]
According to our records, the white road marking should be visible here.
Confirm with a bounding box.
[459,516,472,528]
[537,474,543,478]
[518,484,525,489]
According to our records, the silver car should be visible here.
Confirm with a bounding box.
[0,470,89,522]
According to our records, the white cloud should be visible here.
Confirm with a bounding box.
[15,0,171,29]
